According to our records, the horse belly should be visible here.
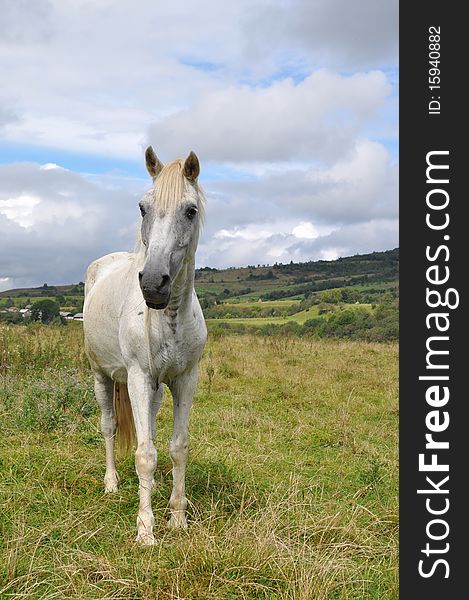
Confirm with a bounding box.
[84,256,133,380]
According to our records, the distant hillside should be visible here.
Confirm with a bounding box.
[0,282,85,299]
[0,248,398,303]
[194,248,398,304]
[1,249,399,339]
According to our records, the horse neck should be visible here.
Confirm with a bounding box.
[165,254,195,318]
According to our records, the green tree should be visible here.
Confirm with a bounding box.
[31,299,60,324]
[0,312,23,324]
[318,289,342,304]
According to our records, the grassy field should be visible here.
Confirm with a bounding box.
[217,300,300,309]
[0,322,398,599]
[207,304,372,328]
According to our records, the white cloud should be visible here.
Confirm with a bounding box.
[204,140,397,231]
[215,223,287,242]
[0,0,250,159]
[292,222,318,239]
[1,1,397,162]
[0,1,398,286]
[0,157,398,286]
[148,70,391,163]
[39,163,62,171]
[244,0,398,71]
[0,162,141,287]
[0,139,397,287]
[319,249,341,261]
[0,194,41,228]
[0,277,12,293]
[197,218,397,269]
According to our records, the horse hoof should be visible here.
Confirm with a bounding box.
[167,514,188,530]
[104,472,120,493]
[104,483,119,493]
[136,532,156,546]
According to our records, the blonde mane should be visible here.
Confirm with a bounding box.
[135,159,206,251]
[153,159,206,221]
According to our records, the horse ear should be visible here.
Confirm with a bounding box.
[183,151,200,182]
[145,146,163,178]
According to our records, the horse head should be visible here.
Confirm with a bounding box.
[138,146,204,309]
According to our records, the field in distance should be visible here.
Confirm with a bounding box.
[1,249,399,340]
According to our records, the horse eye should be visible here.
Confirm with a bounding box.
[139,203,146,217]
[186,206,198,220]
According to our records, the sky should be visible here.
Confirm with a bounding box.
[0,0,398,291]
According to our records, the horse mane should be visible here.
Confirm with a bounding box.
[154,158,206,222]
[134,159,206,252]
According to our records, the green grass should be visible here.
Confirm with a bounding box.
[0,323,398,599]
[208,304,372,327]
[219,300,300,309]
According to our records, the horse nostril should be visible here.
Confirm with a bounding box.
[160,274,170,289]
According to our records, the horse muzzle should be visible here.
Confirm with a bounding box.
[139,271,171,310]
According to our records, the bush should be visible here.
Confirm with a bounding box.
[322,307,374,339]
[0,312,23,324]
[31,299,61,324]
[208,303,398,342]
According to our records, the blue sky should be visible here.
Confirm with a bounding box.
[0,0,398,291]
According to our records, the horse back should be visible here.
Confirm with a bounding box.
[85,252,133,296]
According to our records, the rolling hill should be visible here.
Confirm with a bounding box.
[0,247,398,302]
[1,249,399,340]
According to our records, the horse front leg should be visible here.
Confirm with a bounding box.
[168,367,198,529]
[127,366,158,545]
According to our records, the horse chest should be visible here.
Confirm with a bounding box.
[151,316,204,381]
[151,329,190,380]
[153,339,178,373]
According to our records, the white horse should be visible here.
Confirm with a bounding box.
[83,147,207,545]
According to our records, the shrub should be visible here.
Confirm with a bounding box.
[31,299,61,324]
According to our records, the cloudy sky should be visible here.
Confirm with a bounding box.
[0,0,398,291]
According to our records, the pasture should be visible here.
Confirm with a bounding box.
[206,304,372,327]
[0,323,398,599]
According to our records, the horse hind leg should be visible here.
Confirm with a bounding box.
[150,383,164,490]
[94,373,120,493]
[168,368,198,530]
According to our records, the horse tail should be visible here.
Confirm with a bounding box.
[114,382,135,452]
